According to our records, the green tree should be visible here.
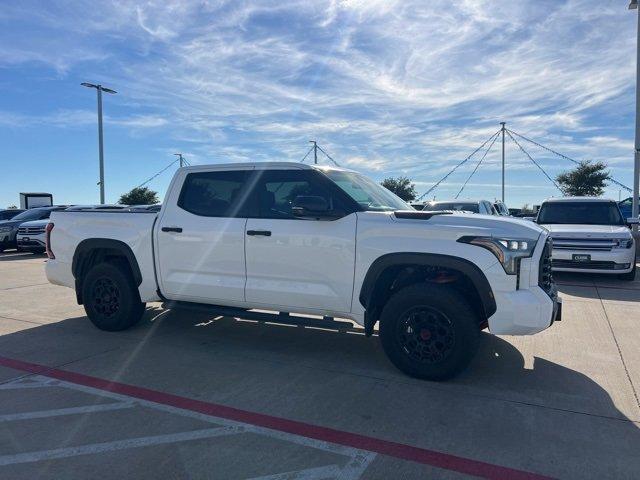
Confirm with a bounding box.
[119,187,159,205]
[380,176,417,201]
[556,160,610,197]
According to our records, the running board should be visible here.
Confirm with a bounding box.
[161,301,361,332]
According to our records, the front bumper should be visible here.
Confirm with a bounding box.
[551,248,635,274]
[483,234,560,335]
[487,281,559,335]
[16,237,46,251]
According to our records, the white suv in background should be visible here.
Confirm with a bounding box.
[16,219,49,253]
[536,197,638,281]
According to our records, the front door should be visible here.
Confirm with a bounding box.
[156,168,253,304]
[244,169,357,313]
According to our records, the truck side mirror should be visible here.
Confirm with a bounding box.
[627,217,639,227]
[292,196,339,219]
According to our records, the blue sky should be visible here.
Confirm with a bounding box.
[0,0,638,208]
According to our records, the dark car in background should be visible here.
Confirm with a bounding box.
[0,209,25,221]
[618,197,639,220]
[0,206,69,252]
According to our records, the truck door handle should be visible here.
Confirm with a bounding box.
[247,230,271,236]
[161,227,183,233]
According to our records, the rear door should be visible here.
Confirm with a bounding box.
[156,168,253,303]
[244,169,357,313]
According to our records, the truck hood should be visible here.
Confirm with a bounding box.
[392,211,545,240]
[541,224,631,238]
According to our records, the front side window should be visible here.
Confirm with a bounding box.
[537,201,625,225]
[251,170,348,219]
[321,169,409,212]
[178,171,250,217]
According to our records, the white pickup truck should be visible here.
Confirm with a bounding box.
[45,162,560,380]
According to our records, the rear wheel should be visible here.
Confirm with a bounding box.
[82,262,145,331]
[619,262,636,282]
[379,283,480,381]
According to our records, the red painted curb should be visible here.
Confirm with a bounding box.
[0,355,554,480]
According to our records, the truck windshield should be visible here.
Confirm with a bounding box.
[537,201,625,225]
[322,170,410,212]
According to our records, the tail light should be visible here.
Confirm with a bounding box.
[45,222,55,259]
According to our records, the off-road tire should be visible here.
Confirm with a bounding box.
[82,262,145,331]
[379,283,480,381]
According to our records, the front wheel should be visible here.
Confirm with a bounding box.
[82,262,145,331]
[379,283,480,381]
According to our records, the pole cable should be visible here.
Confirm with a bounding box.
[300,145,315,163]
[505,130,562,192]
[455,131,500,199]
[508,129,632,193]
[136,159,180,188]
[416,129,502,201]
[317,145,341,167]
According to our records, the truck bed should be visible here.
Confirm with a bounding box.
[47,209,160,302]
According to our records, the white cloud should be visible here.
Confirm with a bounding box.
[0,0,637,202]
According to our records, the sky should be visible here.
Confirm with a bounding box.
[0,0,638,208]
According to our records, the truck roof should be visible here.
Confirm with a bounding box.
[178,162,353,173]
[542,197,615,203]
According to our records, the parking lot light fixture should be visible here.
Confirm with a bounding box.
[630,1,640,233]
[81,82,117,204]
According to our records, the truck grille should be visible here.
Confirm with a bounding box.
[538,238,556,298]
[552,259,621,270]
[551,237,616,251]
[17,226,46,235]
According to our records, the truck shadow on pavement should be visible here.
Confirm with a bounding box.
[1,307,639,478]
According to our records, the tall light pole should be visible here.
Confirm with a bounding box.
[81,83,117,204]
[174,153,185,167]
[500,122,506,203]
[310,140,318,164]
[630,0,640,232]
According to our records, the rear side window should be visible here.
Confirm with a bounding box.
[178,171,250,217]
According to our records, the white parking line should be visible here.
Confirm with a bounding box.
[0,378,57,390]
[0,375,376,479]
[0,402,135,422]
[246,464,343,480]
[0,426,243,466]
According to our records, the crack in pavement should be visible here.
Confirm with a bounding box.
[595,285,640,413]
[0,283,51,291]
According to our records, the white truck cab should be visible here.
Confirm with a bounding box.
[45,163,561,380]
[536,197,637,281]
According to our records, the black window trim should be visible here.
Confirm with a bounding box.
[175,168,362,220]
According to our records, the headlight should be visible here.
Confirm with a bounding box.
[457,236,537,274]
[0,226,12,233]
[613,237,634,249]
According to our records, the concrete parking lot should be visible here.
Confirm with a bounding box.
[0,252,639,479]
